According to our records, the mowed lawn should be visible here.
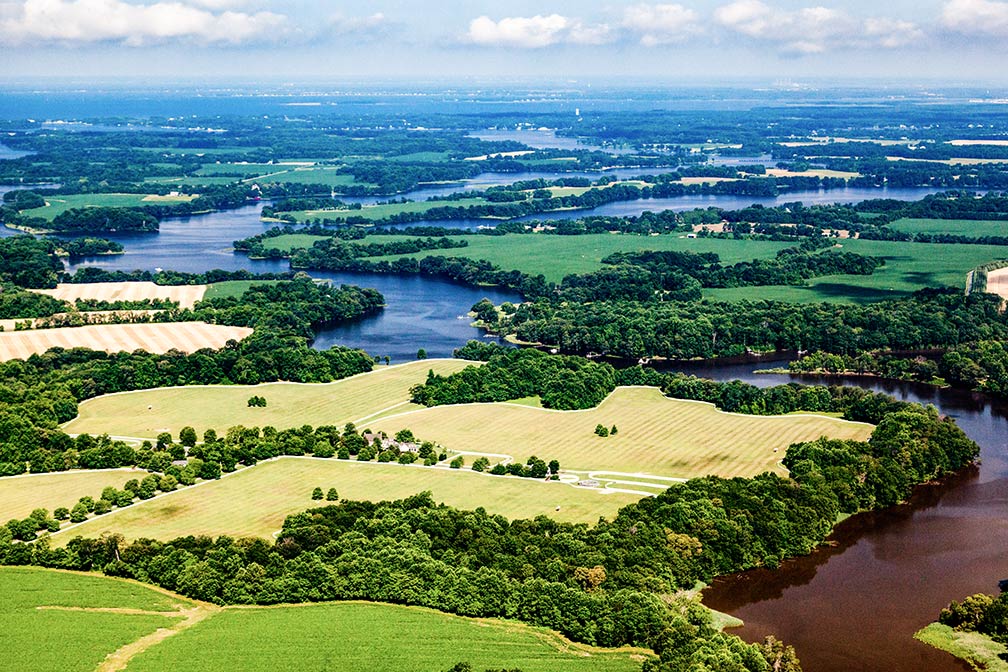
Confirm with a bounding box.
[128,602,644,672]
[0,469,140,521]
[0,567,188,672]
[63,359,472,439]
[56,457,641,541]
[370,387,873,479]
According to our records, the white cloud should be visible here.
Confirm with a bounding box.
[0,0,285,46]
[714,1,923,54]
[942,0,1008,37]
[622,3,699,46]
[466,14,612,48]
[327,11,389,37]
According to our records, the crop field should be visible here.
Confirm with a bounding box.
[369,233,791,282]
[0,469,139,521]
[290,197,489,222]
[33,281,208,309]
[0,567,194,672]
[368,387,873,480]
[987,267,1008,301]
[63,359,471,439]
[125,602,645,672]
[56,456,642,541]
[889,217,1008,237]
[705,238,1008,303]
[22,193,194,220]
[0,322,253,361]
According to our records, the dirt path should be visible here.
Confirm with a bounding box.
[38,603,220,671]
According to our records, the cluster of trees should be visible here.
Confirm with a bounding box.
[0,235,63,289]
[411,349,618,410]
[484,456,560,479]
[938,591,1008,644]
[502,289,1008,360]
[48,207,159,233]
[247,395,267,407]
[788,341,1008,397]
[52,237,124,258]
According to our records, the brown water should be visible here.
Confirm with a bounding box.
[676,364,1008,672]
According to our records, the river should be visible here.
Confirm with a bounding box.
[681,361,1007,672]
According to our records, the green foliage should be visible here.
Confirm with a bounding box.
[247,396,267,408]
[311,487,323,500]
[49,207,158,233]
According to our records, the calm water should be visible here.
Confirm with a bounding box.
[0,143,32,160]
[685,361,1008,672]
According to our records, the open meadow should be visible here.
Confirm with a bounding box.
[53,456,642,541]
[33,282,208,310]
[22,193,195,221]
[0,322,252,361]
[0,469,139,521]
[124,601,646,672]
[368,387,873,480]
[889,217,1008,237]
[63,359,471,439]
[289,197,489,223]
[0,567,195,672]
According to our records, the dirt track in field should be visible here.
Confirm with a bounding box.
[33,282,207,309]
[0,322,252,360]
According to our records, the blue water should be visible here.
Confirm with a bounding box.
[0,143,32,160]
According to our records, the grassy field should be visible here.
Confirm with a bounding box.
[915,623,1008,672]
[0,567,191,672]
[0,469,139,521]
[705,238,1008,303]
[23,193,194,220]
[369,233,790,283]
[368,387,873,480]
[127,601,645,672]
[55,457,642,541]
[890,217,1008,237]
[255,234,328,253]
[0,322,253,361]
[290,197,489,223]
[34,282,207,310]
[202,279,281,300]
[63,359,471,439]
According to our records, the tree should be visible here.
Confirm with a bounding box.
[594,424,609,437]
[326,488,338,501]
[610,425,618,435]
[450,456,465,469]
[156,432,172,450]
[69,502,88,523]
[179,426,197,448]
[472,456,490,472]
[53,507,70,521]
[417,348,428,360]
[311,487,324,500]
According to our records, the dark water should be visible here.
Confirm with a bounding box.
[685,362,1008,672]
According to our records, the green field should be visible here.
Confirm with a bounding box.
[369,233,790,283]
[0,469,138,521]
[369,386,873,481]
[55,456,641,540]
[256,234,328,253]
[289,197,489,223]
[890,217,1008,237]
[0,567,193,672]
[202,279,282,300]
[128,602,644,672]
[62,360,471,439]
[915,623,1008,672]
[22,193,195,221]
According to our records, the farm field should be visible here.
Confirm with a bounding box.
[0,567,193,672]
[369,386,873,480]
[889,217,1008,237]
[0,322,252,361]
[987,267,1008,302]
[55,456,641,541]
[63,359,471,439]
[0,469,139,521]
[202,279,281,300]
[126,601,645,672]
[33,282,208,309]
[704,238,1008,303]
[368,233,791,283]
[288,197,489,222]
[22,193,195,220]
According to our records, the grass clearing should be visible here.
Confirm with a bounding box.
[368,387,873,480]
[915,623,1008,672]
[63,359,471,439]
[0,469,140,521]
[33,282,207,310]
[889,217,1008,237]
[126,602,646,672]
[0,567,190,672]
[369,233,790,283]
[0,322,252,361]
[255,234,329,253]
[202,279,282,300]
[22,193,194,221]
[56,456,642,541]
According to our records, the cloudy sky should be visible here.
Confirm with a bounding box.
[1,0,1006,82]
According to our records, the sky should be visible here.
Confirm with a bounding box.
[1,0,1007,83]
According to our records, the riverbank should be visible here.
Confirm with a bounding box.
[915,623,1008,672]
